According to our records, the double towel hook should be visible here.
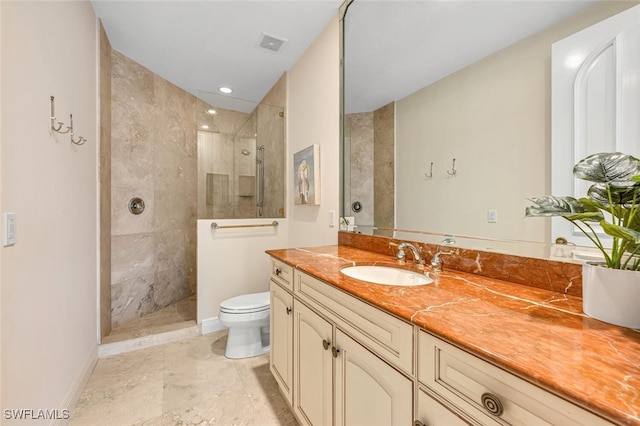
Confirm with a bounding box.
[50,96,87,146]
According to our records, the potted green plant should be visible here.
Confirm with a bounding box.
[526,152,640,328]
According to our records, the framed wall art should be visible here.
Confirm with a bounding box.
[293,144,320,205]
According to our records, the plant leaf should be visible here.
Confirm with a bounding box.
[573,152,640,186]
[600,221,640,244]
[586,184,640,209]
[525,196,603,221]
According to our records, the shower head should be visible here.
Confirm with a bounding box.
[241,148,263,164]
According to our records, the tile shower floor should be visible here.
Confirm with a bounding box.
[72,330,299,425]
[104,296,197,344]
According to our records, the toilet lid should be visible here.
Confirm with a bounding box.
[220,291,270,313]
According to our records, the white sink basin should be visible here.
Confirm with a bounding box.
[340,265,434,286]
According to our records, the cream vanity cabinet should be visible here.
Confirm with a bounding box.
[293,270,414,426]
[269,262,414,426]
[269,259,294,406]
[292,298,413,426]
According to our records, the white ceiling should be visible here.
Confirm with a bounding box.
[92,0,596,114]
[91,0,343,112]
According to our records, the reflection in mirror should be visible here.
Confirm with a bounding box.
[342,0,638,259]
[197,75,286,219]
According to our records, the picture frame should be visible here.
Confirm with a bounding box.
[293,144,320,205]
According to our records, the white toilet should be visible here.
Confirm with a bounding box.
[218,291,270,359]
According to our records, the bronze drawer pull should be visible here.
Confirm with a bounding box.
[481,392,504,417]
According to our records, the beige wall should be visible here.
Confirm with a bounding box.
[396,1,636,244]
[0,0,4,411]
[287,13,340,247]
[111,51,197,327]
[1,0,98,417]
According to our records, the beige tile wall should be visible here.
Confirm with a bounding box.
[110,51,197,327]
[99,21,112,338]
[344,101,395,229]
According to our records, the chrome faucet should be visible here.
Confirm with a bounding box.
[430,248,457,273]
[397,242,425,269]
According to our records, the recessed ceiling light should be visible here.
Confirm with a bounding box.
[206,109,217,115]
[201,125,209,129]
[219,86,233,94]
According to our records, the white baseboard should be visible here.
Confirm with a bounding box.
[55,344,98,425]
[201,317,227,335]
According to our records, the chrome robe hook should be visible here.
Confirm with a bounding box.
[447,158,457,176]
[50,96,70,134]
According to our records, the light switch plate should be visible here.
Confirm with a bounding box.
[3,212,17,246]
[488,209,498,223]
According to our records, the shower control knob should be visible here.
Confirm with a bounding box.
[128,197,145,215]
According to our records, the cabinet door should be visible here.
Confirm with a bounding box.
[270,280,293,405]
[417,387,473,426]
[294,300,333,426]
[334,329,413,426]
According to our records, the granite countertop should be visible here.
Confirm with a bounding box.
[266,245,640,426]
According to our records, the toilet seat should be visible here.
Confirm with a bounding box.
[219,291,270,314]
[218,291,271,359]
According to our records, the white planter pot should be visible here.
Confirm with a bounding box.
[582,262,640,329]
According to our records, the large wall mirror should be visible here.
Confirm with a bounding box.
[341,0,639,258]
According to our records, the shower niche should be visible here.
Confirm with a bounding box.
[196,80,286,220]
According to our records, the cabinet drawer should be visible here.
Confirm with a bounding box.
[294,270,413,374]
[417,331,612,426]
[270,258,293,291]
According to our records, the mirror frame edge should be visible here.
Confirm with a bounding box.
[339,0,354,222]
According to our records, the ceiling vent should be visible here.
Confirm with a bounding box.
[258,33,287,53]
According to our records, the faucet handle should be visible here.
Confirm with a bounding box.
[430,248,458,273]
[396,248,406,265]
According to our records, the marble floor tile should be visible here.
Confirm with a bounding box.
[72,331,298,425]
[71,346,165,425]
